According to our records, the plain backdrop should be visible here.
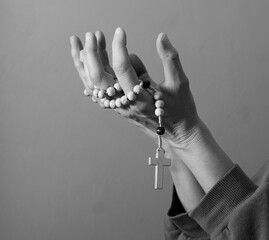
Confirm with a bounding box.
[1,0,269,239]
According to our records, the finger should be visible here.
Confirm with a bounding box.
[156,33,188,90]
[85,91,110,109]
[112,27,140,94]
[129,53,148,78]
[84,32,114,89]
[95,30,116,77]
[129,54,157,88]
[70,36,91,91]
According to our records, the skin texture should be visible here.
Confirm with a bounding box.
[70,27,235,211]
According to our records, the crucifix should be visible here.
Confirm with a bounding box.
[148,147,171,189]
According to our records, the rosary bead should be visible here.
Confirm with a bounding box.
[155,100,164,108]
[98,89,106,99]
[115,98,122,108]
[156,126,165,135]
[155,108,164,116]
[109,99,116,109]
[141,80,150,88]
[114,82,122,92]
[127,92,136,101]
[92,96,98,103]
[104,99,110,108]
[84,89,90,96]
[107,87,116,97]
[93,88,99,98]
[133,85,142,94]
[153,91,162,100]
[120,95,128,105]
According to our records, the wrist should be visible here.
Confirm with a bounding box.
[167,118,235,192]
[166,117,210,151]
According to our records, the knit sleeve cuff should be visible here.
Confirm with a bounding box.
[189,164,258,235]
[166,186,209,238]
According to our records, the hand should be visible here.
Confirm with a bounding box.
[70,28,200,148]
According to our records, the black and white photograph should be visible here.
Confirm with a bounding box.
[1,1,269,239]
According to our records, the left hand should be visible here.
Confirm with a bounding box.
[70,28,200,148]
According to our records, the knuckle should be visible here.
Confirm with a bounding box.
[74,60,82,68]
[83,48,91,53]
[84,47,97,54]
[89,71,102,81]
[113,62,129,74]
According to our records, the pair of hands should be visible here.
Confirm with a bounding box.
[70,27,199,149]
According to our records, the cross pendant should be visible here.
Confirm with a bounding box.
[148,148,171,189]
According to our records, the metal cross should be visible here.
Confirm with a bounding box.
[148,148,171,189]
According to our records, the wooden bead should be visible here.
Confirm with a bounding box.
[93,88,99,98]
[98,89,105,98]
[115,98,122,108]
[155,108,164,116]
[121,95,128,105]
[104,99,110,108]
[114,82,122,92]
[127,92,136,101]
[154,92,163,100]
[84,89,90,96]
[156,126,165,135]
[155,100,164,108]
[92,96,98,103]
[107,87,116,97]
[109,100,116,109]
[133,85,142,94]
[141,80,150,88]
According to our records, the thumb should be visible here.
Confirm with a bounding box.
[156,33,188,89]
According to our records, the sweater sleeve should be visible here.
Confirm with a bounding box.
[189,164,269,239]
[164,186,210,240]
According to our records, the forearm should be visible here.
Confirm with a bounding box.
[169,155,205,212]
[168,118,235,193]
[162,141,205,212]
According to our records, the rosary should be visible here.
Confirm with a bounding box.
[84,79,171,189]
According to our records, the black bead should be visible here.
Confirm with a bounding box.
[156,126,165,135]
[142,80,150,88]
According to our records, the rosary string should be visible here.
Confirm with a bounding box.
[83,78,171,189]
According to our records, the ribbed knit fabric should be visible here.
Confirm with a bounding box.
[165,162,269,239]
[165,186,209,239]
[189,164,257,237]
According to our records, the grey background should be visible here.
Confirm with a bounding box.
[1,0,269,239]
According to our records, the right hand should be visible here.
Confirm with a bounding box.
[70,28,201,149]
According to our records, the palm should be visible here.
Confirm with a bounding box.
[70,29,198,144]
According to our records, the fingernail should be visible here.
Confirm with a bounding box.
[86,32,91,41]
[161,33,168,41]
[115,27,123,35]
[161,33,171,44]
[69,36,74,44]
[161,33,172,49]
